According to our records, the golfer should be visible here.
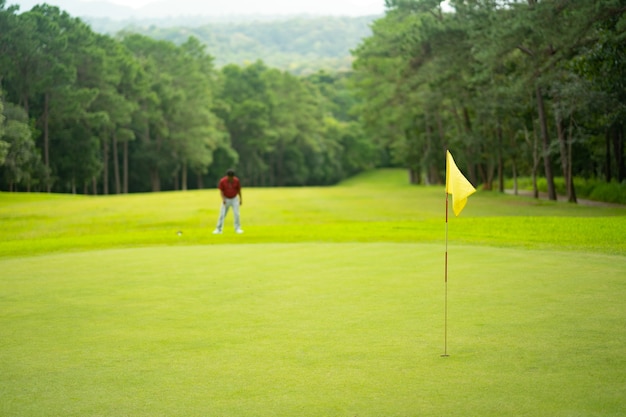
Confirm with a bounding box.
[213,169,244,234]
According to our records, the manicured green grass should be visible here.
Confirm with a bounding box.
[1,169,625,416]
[1,169,625,257]
[1,244,625,416]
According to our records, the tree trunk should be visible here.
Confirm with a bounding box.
[408,169,416,184]
[605,129,612,182]
[102,136,109,195]
[478,164,492,190]
[512,157,518,195]
[613,123,625,182]
[535,85,557,200]
[151,169,160,192]
[276,143,285,187]
[525,126,540,199]
[197,172,204,189]
[152,133,162,192]
[112,132,121,194]
[462,106,478,185]
[44,92,51,193]
[554,110,569,193]
[567,116,577,203]
[554,103,576,203]
[182,162,188,191]
[123,140,129,194]
[420,115,430,185]
[497,124,504,193]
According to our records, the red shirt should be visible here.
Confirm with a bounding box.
[218,176,241,198]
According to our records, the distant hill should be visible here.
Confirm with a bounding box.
[8,0,381,74]
[88,15,379,74]
[8,0,385,19]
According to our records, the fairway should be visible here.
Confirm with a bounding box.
[1,170,625,416]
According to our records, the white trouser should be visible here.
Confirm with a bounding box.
[215,197,241,232]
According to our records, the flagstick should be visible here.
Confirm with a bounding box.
[442,192,450,357]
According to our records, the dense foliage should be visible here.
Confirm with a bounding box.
[1,0,625,202]
[0,1,376,193]
[352,0,626,202]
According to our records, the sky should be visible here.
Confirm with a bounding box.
[103,0,153,6]
[85,0,387,15]
[10,0,389,18]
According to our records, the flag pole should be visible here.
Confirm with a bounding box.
[442,190,449,357]
[442,149,476,358]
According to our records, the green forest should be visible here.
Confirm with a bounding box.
[0,0,625,203]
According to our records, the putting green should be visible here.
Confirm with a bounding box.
[1,243,624,416]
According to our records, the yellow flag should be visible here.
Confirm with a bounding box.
[446,150,476,216]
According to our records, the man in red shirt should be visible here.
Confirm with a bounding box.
[213,169,244,234]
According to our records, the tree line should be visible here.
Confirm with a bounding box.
[0,1,376,193]
[1,0,625,201]
[352,0,625,202]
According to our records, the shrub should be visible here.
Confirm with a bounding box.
[504,177,626,204]
[588,180,626,204]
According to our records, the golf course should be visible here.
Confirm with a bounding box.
[1,169,625,416]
